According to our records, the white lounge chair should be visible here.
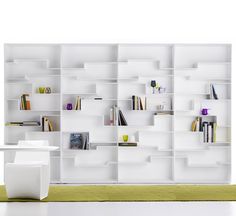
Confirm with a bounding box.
[5,140,50,200]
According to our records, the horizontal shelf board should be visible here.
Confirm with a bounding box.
[61,178,118,184]
[175,149,206,152]
[18,110,60,112]
[25,131,60,134]
[174,179,230,184]
[175,114,216,117]
[32,93,60,96]
[127,110,173,112]
[174,131,203,134]
[145,93,174,97]
[118,179,174,184]
[175,92,210,96]
[63,93,97,96]
[104,125,154,128]
[5,125,41,128]
[6,58,49,64]
[120,146,173,151]
[139,130,173,133]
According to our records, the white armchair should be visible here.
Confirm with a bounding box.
[4,140,50,200]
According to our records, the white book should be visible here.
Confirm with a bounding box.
[208,123,212,143]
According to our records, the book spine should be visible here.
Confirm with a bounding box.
[132,95,135,110]
[42,117,44,131]
[199,117,203,131]
[203,122,208,143]
[23,94,27,110]
[196,117,200,131]
[207,123,212,143]
[213,122,217,143]
[110,107,114,125]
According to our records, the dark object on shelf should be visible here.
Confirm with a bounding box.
[131,95,146,110]
[67,103,73,110]
[5,121,40,126]
[42,117,53,131]
[150,80,156,94]
[118,110,128,126]
[210,84,218,100]
[20,94,31,110]
[70,132,89,150]
[201,108,209,116]
[119,142,137,147]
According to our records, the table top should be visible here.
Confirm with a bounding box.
[0,145,59,151]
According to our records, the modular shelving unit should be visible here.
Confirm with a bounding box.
[4,44,231,184]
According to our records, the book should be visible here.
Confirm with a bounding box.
[42,117,53,132]
[118,110,128,126]
[207,123,212,143]
[199,117,203,131]
[203,121,208,143]
[20,94,31,110]
[132,95,135,110]
[210,84,218,100]
[109,107,114,125]
[213,122,217,143]
[70,133,83,149]
[70,132,89,150]
[25,94,31,110]
[132,95,146,110]
[75,96,81,110]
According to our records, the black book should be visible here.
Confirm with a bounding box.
[42,117,44,131]
[212,85,218,100]
[199,117,203,131]
[119,110,128,126]
[132,95,135,110]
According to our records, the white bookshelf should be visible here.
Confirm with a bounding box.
[4,44,231,184]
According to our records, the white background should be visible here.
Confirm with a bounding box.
[0,0,235,184]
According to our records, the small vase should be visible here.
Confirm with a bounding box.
[66,103,73,110]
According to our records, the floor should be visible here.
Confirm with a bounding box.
[0,202,235,216]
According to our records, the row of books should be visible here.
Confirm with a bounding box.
[42,117,54,131]
[191,117,216,143]
[5,121,40,126]
[203,122,217,143]
[110,105,128,126]
[74,96,81,110]
[20,94,31,110]
[132,95,146,110]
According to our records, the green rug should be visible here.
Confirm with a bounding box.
[0,185,236,202]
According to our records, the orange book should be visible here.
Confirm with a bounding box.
[26,101,31,110]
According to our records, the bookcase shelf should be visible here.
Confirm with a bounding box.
[4,44,231,184]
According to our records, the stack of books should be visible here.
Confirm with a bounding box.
[5,121,40,126]
[20,94,31,110]
[42,117,54,131]
[132,95,146,110]
[191,117,216,143]
[109,105,128,126]
[203,122,217,143]
[74,96,81,110]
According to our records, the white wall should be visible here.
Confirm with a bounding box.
[0,0,235,184]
